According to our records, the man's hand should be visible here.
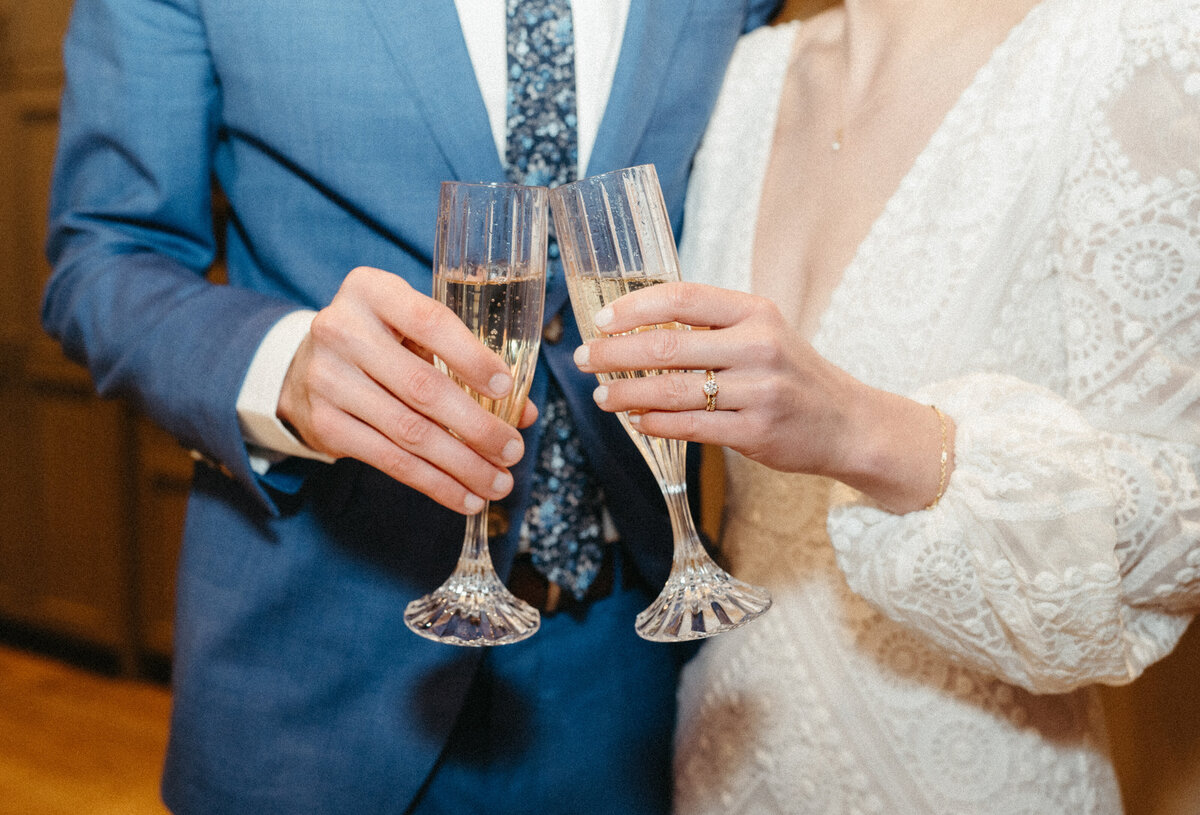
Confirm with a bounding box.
[278,266,537,514]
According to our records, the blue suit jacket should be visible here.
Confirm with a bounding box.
[44,1,777,812]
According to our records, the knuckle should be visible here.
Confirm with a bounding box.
[663,281,692,313]
[344,266,370,287]
[308,308,346,348]
[462,411,499,445]
[303,401,333,435]
[305,358,339,395]
[405,296,449,340]
[391,410,433,448]
[664,374,693,407]
[762,375,796,415]
[647,326,683,364]
[305,405,342,452]
[402,363,445,411]
[676,410,701,439]
[345,265,391,292]
[750,296,775,320]
[377,445,418,481]
[747,333,783,366]
[745,434,775,463]
[340,266,376,298]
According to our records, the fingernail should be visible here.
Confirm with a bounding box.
[464,493,485,514]
[627,412,641,427]
[489,372,513,396]
[501,438,523,465]
[492,471,513,494]
[592,385,608,405]
[573,344,590,367]
[594,306,613,330]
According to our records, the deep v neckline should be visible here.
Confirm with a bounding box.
[753,1,1054,351]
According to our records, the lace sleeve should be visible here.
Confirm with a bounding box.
[827,2,1200,694]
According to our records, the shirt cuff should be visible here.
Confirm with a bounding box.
[236,309,336,473]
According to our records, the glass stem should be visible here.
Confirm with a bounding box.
[660,480,713,575]
[455,501,496,580]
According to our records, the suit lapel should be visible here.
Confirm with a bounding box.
[357,0,505,184]
[355,2,692,322]
[585,0,692,176]
[544,1,693,321]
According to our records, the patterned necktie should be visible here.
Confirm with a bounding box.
[506,0,606,600]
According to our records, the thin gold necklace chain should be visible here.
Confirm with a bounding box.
[830,57,893,153]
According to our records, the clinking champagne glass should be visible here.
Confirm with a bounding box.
[403,181,548,646]
[549,164,772,641]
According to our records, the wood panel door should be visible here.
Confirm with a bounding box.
[0,0,188,673]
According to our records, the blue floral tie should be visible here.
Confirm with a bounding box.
[506,0,606,600]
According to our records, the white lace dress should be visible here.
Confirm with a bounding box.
[674,1,1200,812]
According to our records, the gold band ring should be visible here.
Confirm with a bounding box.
[703,370,719,412]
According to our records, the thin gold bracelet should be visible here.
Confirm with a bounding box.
[925,405,950,511]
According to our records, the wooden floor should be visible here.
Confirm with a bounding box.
[0,645,170,815]
[2,636,1200,815]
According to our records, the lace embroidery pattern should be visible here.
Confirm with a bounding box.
[674,1,1200,812]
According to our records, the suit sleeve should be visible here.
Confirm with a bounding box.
[42,0,300,512]
[744,0,782,31]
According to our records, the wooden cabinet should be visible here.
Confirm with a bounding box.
[0,0,187,675]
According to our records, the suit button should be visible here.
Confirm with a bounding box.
[543,313,564,345]
[189,449,235,480]
[487,505,511,538]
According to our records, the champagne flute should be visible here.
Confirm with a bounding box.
[404,181,548,646]
[549,164,772,642]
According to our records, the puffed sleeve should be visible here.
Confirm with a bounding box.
[826,1,1200,694]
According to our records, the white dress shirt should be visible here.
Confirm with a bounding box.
[237,2,630,471]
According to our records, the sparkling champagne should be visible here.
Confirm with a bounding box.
[436,272,543,426]
[550,163,771,642]
[565,273,687,490]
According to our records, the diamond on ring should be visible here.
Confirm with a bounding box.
[703,370,718,411]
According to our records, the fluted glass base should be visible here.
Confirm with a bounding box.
[634,561,772,642]
[404,572,540,647]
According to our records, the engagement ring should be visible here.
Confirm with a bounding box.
[703,370,719,411]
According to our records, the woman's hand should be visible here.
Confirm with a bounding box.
[277,266,537,514]
[573,281,951,513]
